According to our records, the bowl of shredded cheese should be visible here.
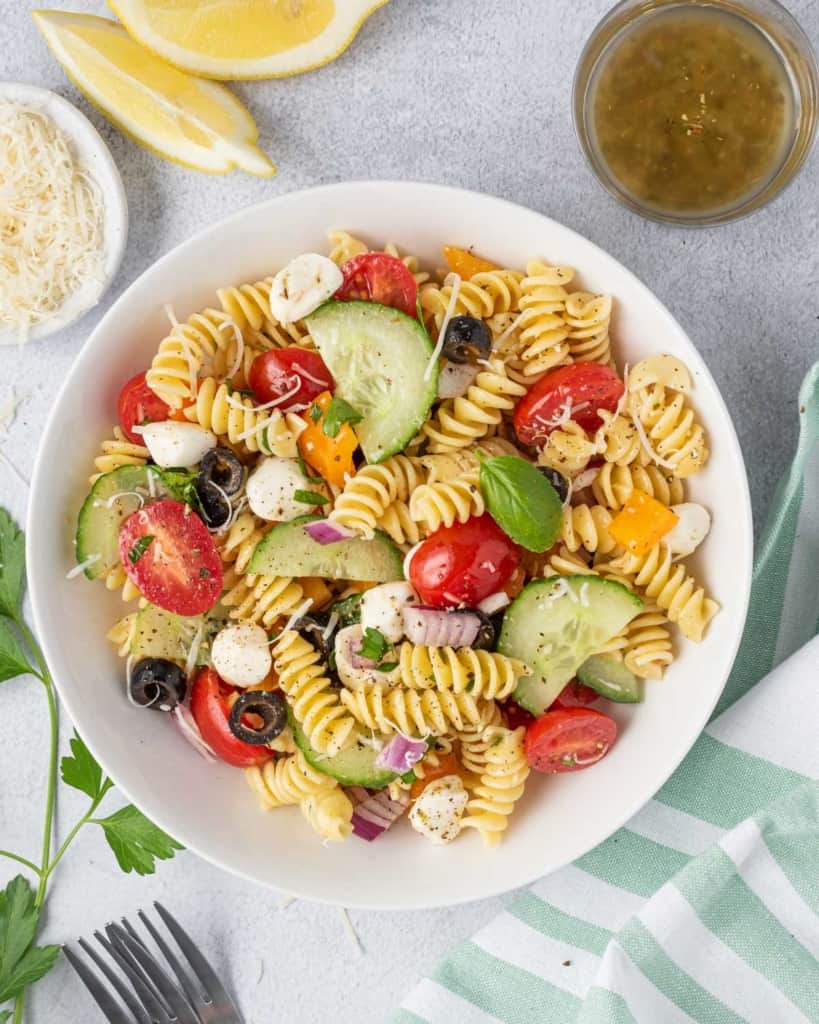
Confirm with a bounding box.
[0,82,127,344]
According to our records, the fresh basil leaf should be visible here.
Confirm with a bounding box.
[376,661,398,673]
[479,455,562,552]
[60,731,109,801]
[309,403,322,424]
[322,398,362,439]
[296,453,324,485]
[0,876,60,1005]
[95,805,184,876]
[293,490,330,506]
[358,627,391,663]
[0,510,25,620]
[0,620,34,684]
[155,468,204,515]
[128,536,154,565]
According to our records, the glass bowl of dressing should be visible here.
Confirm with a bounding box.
[573,0,819,224]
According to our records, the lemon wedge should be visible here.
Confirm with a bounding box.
[107,0,389,80]
[32,10,275,176]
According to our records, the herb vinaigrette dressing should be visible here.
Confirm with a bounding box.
[589,5,795,216]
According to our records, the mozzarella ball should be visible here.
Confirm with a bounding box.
[268,254,343,323]
[141,422,216,469]
[246,457,312,522]
[665,503,711,558]
[211,623,272,688]
[409,776,469,845]
[360,582,419,643]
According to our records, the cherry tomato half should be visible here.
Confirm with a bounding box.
[248,348,334,411]
[513,364,625,447]
[525,707,617,774]
[553,680,599,708]
[119,499,223,616]
[336,253,418,318]
[117,372,171,445]
[409,514,521,608]
[190,668,273,768]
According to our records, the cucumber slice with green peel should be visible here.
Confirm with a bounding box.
[130,603,205,664]
[76,465,157,579]
[499,575,643,716]
[290,712,397,789]
[577,655,643,704]
[306,300,438,463]
[248,515,403,582]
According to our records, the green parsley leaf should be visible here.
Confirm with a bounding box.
[479,455,562,553]
[293,490,330,506]
[376,661,398,673]
[155,468,204,514]
[0,876,60,1005]
[1,1008,12,1022]
[309,403,322,424]
[0,620,34,684]
[128,536,154,565]
[296,452,324,485]
[358,627,390,662]
[321,398,362,439]
[0,510,25,620]
[60,731,109,801]
[95,805,184,876]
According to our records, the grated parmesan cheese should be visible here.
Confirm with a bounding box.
[0,103,103,341]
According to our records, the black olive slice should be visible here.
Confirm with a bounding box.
[129,658,186,711]
[228,690,287,745]
[199,446,245,495]
[442,316,492,364]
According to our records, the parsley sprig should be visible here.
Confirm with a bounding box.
[358,627,398,672]
[0,509,182,1022]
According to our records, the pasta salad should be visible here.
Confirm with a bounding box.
[73,233,717,847]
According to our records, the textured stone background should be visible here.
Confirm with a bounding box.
[1,0,817,1020]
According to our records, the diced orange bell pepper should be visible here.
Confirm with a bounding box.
[410,751,460,801]
[298,391,358,488]
[300,576,334,610]
[608,489,679,557]
[443,245,497,279]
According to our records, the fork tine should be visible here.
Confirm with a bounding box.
[99,928,172,1024]
[79,938,151,1024]
[153,902,242,1019]
[63,944,133,1024]
[112,921,200,1024]
[138,908,205,1012]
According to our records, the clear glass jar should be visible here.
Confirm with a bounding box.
[573,0,819,225]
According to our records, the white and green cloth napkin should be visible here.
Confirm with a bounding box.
[394,362,819,1024]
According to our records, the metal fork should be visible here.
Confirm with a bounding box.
[63,902,243,1024]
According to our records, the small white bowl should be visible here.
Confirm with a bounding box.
[0,83,128,345]
[27,182,752,909]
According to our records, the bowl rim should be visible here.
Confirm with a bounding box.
[26,180,753,908]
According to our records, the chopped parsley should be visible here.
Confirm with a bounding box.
[293,489,330,506]
[322,397,363,438]
[358,627,397,671]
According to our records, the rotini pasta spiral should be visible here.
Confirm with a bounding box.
[537,422,598,476]
[594,412,643,467]
[300,788,354,842]
[455,705,505,775]
[221,571,306,629]
[146,308,240,410]
[106,612,137,657]
[377,499,426,546]
[564,291,612,364]
[423,357,526,452]
[328,455,426,538]
[217,512,269,572]
[273,631,357,756]
[103,563,143,603]
[542,545,597,577]
[514,261,573,377]
[408,471,483,531]
[327,229,369,265]
[608,543,719,642]
[420,270,523,331]
[629,385,709,478]
[460,726,530,846]
[246,749,335,809]
[591,462,685,511]
[560,504,618,555]
[91,427,148,482]
[184,377,307,457]
[396,644,527,701]
[341,682,492,738]
[618,607,674,680]
[217,277,275,334]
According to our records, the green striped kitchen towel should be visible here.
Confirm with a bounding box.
[395,361,819,1024]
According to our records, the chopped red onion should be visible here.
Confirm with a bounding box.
[477,592,510,616]
[402,606,481,648]
[172,705,217,763]
[348,786,410,841]
[375,735,427,774]
[303,520,356,545]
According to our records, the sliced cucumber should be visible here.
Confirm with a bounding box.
[130,603,205,663]
[499,575,643,716]
[247,515,403,582]
[290,712,396,789]
[306,300,438,463]
[76,465,156,579]
[578,655,643,703]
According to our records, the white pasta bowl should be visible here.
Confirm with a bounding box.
[27,182,752,909]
